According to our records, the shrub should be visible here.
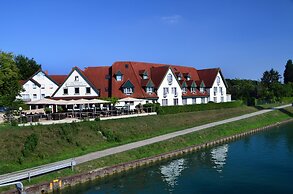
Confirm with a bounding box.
[22,133,38,157]
[158,100,243,115]
[143,103,161,113]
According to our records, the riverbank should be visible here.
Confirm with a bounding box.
[0,106,256,175]
[2,106,293,193]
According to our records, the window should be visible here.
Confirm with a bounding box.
[143,74,148,79]
[172,87,177,96]
[182,87,187,93]
[214,97,217,102]
[191,87,196,93]
[200,87,204,93]
[123,88,133,95]
[86,87,91,94]
[167,74,173,85]
[173,99,178,105]
[116,75,122,81]
[63,88,68,95]
[41,84,45,89]
[192,98,196,104]
[220,87,223,95]
[163,87,169,96]
[182,99,187,105]
[41,94,45,98]
[22,94,30,100]
[186,76,190,81]
[214,87,217,96]
[33,94,37,99]
[162,99,168,106]
[33,84,37,89]
[217,76,221,85]
[146,87,153,93]
[75,87,80,94]
[201,98,205,104]
[75,76,79,81]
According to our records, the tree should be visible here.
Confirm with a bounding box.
[15,55,41,80]
[0,51,22,107]
[284,59,293,84]
[261,68,281,88]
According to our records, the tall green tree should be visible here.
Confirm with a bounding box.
[261,68,281,87]
[15,55,41,80]
[0,51,22,107]
[284,59,293,84]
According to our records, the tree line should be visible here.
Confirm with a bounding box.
[227,59,293,105]
[0,51,41,108]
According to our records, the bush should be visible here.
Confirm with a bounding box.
[158,100,243,115]
[143,103,161,113]
[22,133,38,157]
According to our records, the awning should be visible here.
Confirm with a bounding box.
[118,97,143,102]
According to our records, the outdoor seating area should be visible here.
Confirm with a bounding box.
[17,98,156,124]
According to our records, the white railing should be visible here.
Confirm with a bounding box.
[0,159,76,185]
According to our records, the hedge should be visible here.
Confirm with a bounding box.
[157,100,244,115]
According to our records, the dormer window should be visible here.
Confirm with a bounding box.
[115,70,123,81]
[184,73,191,81]
[146,87,154,93]
[143,74,148,80]
[181,81,187,93]
[191,87,196,93]
[177,73,182,80]
[122,80,134,95]
[75,76,79,81]
[190,81,197,93]
[200,81,206,93]
[145,80,154,94]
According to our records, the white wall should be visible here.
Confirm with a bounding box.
[53,70,99,98]
[18,72,59,101]
[208,72,228,103]
[33,72,59,98]
[157,68,182,106]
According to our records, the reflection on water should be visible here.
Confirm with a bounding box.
[210,144,228,173]
[160,158,186,191]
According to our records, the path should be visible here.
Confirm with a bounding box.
[0,104,291,184]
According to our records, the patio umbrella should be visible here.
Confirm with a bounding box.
[118,97,143,102]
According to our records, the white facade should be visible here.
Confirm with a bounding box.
[157,68,183,106]
[18,71,58,102]
[208,72,229,103]
[184,97,208,105]
[53,69,99,98]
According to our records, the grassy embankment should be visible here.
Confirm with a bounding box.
[0,105,256,175]
[0,106,292,192]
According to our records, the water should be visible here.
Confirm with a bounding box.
[62,122,293,194]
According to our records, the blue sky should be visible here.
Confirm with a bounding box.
[1,0,293,80]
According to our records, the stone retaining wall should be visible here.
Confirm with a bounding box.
[5,119,293,194]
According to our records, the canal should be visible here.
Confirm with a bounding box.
[61,121,293,194]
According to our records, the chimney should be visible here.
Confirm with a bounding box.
[45,70,48,75]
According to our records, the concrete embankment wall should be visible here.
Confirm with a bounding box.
[5,119,293,194]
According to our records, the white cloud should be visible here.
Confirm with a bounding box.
[161,15,182,24]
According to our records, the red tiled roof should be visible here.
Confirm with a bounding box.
[83,66,110,98]
[197,68,220,88]
[48,75,67,85]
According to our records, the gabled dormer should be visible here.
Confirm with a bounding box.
[200,81,206,93]
[115,70,123,81]
[176,72,183,80]
[121,80,134,95]
[139,70,149,80]
[181,81,187,93]
[190,81,197,93]
[145,79,154,94]
[183,73,191,81]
